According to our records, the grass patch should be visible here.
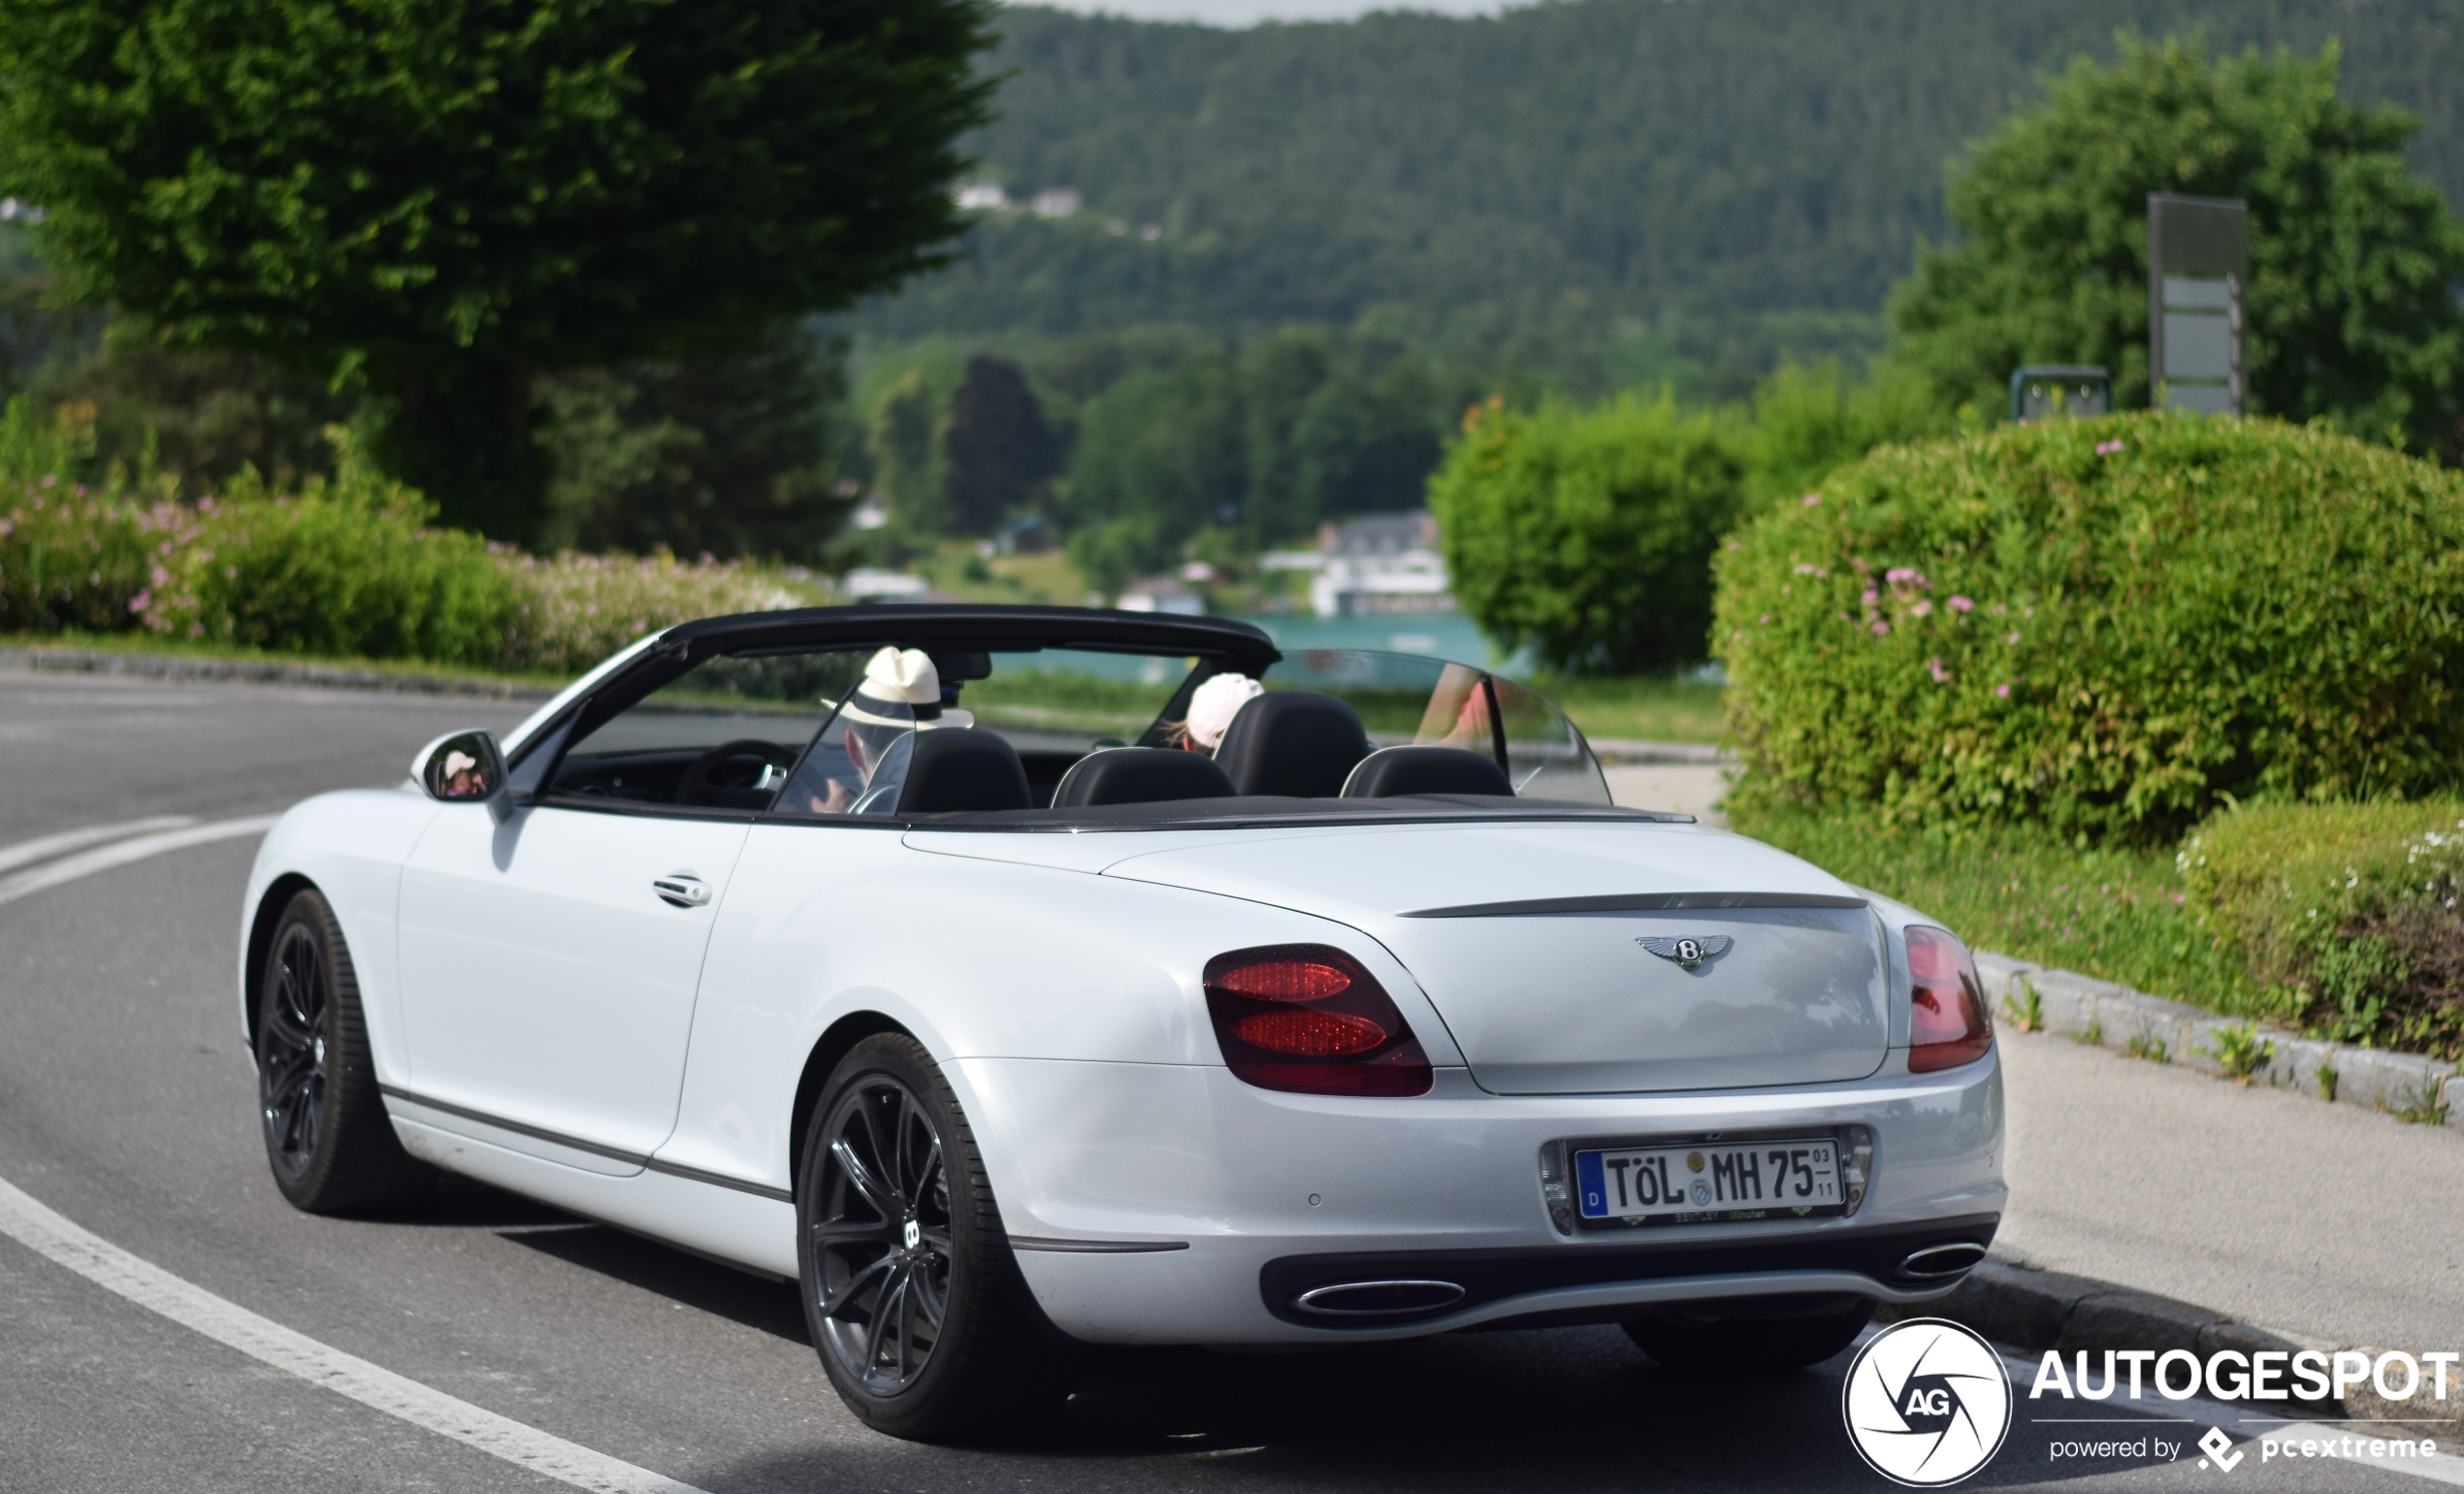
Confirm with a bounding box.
[915,540,1090,606]
[1524,673,1726,744]
[1732,800,2289,1023]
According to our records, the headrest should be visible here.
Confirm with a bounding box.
[1340,744,1515,798]
[1052,747,1237,808]
[1209,690,1371,798]
[892,729,1031,814]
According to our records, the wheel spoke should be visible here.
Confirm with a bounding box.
[817,1250,896,1317]
[809,1218,892,1246]
[910,1262,946,1330]
[863,1263,906,1372]
[828,1136,894,1218]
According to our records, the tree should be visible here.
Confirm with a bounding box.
[1892,35,2464,459]
[940,355,1058,534]
[1429,394,1742,674]
[0,0,995,539]
[535,321,854,562]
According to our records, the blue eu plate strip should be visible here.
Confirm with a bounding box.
[1574,1150,1607,1218]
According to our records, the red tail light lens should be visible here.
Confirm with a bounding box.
[1906,926,1993,1073]
[1204,944,1433,1096]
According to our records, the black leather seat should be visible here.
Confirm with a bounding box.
[893,729,1033,813]
[1340,744,1515,798]
[1051,747,1237,807]
[1210,691,1372,798]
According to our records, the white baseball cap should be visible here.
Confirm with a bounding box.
[1186,671,1263,752]
[838,646,976,731]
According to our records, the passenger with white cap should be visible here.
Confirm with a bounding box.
[1177,670,1263,753]
[794,646,975,814]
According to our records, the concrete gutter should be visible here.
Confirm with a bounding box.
[1880,1262,2452,1429]
[1975,952,2461,1130]
[0,645,559,702]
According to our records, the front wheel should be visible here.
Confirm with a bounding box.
[797,1033,1071,1438]
[1622,1299,1875,1376]
[254,888,433,1214]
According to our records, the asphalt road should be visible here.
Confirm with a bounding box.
[0,665,2442,1492]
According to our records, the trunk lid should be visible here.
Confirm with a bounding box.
[1101,823,1890,1094]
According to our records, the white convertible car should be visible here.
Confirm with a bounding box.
[239,605,2004,1436]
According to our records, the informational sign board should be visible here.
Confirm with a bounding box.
[2149,194,2248,415]
[2009,366,2111,424]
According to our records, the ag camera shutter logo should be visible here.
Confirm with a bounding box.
[1842,1318,2014,1485]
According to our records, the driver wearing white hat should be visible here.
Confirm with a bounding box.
[798,646,975,814]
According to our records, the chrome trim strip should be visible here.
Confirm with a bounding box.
[378,1086,793,1203]
[1006,1235,1190,1253]
[1400,892,1869,919]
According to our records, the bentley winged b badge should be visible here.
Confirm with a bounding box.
[1637,934,1732,970]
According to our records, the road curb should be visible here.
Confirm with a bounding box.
[1975,952,2460,1131]
[1582,737,1732,765]
[0,646,560,702]
[1879,1263,2457,1427]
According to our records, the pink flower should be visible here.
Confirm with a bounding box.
[1759,614,1772,625]
[2004,632,2021,645]
[1792,563,1826,576]
[1994,683,2011,698]
[1927,657,1951,684]
[1885,567,1918,584]
[1801,493,1822,506]
[39,473,55,488]
[1861,588,1880,605]
[2095,439,2124,455]
[127,590,150,613]
[1870,620,1890,636]
[1948,596,1974,613]
[1912,599,1933,617]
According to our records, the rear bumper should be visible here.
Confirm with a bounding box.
[949,1048,2006,1345]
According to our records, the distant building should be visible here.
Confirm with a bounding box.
[1030,188,1082,219]
[841,568,929,603]
[952,182,1010,211]
[1310,512,1452,618]
[1117,576,1204,615]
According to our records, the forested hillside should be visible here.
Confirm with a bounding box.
[851,0,2462,363]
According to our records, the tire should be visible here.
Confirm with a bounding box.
[796,1033,1071,1438]
[1622,1299,1875,1376]
[254,888,433,1215]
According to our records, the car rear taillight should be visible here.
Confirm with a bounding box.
[1204,945,1433,1096]
[1905,926,1993,1073]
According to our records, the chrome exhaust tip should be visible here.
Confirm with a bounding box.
[1897,1242,1987,1282]
[1291,1279,1467,1318]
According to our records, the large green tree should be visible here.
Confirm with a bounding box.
[1893,35,2464,458]
[0,0,995,538]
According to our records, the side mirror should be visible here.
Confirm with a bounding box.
[416,731,511,820]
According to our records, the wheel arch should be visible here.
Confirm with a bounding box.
[789,1011,914,1187]
[243,872,319,1051]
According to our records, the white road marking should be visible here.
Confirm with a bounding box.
[0,816,279,908]
[0,815,196,876]
[0,1175,712,1494]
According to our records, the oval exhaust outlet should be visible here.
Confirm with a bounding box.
[1292,1279,1467,1317]
[1898,1242,1987,1281]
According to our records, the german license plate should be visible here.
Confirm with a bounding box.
[1574,1139,1844,1224]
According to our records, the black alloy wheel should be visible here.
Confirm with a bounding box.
[253,889,433,1214]
[796,1033,1073,1437]
[259,918,333,1183]
[810,1075,955,1394]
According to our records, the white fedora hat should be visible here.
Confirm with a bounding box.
[838,646,976,731]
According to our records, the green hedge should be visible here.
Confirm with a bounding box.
[2182,801,2464,1056]
[1430,393,1741,673]
[1715,412,2464,841]
[2,414,818,675]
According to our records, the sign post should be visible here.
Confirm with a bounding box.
[2149,194,2248,415]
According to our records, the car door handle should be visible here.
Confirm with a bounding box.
[651,873,712,908]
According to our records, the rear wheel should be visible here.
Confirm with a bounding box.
[255,888,433,1214]
[1623,1299,1875,1375]
[797,1033,1069,1438]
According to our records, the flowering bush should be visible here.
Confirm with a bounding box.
[1715,412,2464,842]
[497,550,817,674]
[2182,801,2464,1056]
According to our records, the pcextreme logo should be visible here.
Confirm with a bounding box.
[1842,1318,2015,1486]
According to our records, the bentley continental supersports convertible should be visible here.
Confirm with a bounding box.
[239,605,2004,1436]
